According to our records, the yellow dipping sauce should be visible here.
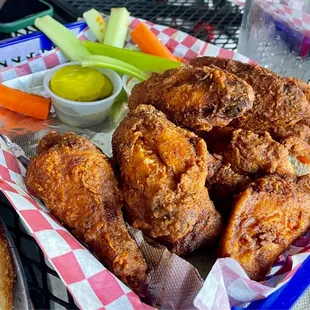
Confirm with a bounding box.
[50,65,113,102]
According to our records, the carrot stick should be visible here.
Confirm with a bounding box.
[175,56,188,64]
[0,84,51,120]
[131,23,177,61]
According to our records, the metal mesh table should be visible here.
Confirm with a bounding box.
[0,1,243,309]
[63,0,243,50]
[0,0,243,50]
[0,194,79,309]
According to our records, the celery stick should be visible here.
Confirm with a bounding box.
[103,8,130,48]
[83,41,181,72]
[81,55,148,81]
[35,16,91,61]
[83,9,106,43]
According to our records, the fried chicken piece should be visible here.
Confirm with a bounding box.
[280,125,310,176]
[112,105,222,255]
[205,127,310,217]
[206,154,251,218]
[220,175,310,281]
[190,57,310,136]
[128,65,254,132]
[284,77,310,102]
[205,128,296,216]
[272,119,310,140]
[26,132,147,288]
[0,225,15,310]
[222,129,295,177]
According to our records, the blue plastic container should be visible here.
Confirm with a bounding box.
[0,20,86,65]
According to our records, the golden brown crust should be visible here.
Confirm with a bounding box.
[0,225,15,310]
[37,131,96,154]
[112,105,223,255]
[128,65,254,132]
[222,129,294,177]
[205,126,310,218]
[26,131,147,289]
[220,175,310,281]
[282,132,310,160]
[284,77,310,103]
[278,125,310,176]
[190,57,310,136]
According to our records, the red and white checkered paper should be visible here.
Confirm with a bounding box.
[1,17,310,310]
[0,137,153,310]
[231,0,310,37]
[0,17,251,83]
[259,1,310,37]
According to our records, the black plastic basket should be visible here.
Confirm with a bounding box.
[0,194,79,309]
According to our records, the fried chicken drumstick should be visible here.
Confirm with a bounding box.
[128,65,254,132]
[26,132,147,288]
[221,175,310,281]
[112,105,223,255]
[190,57,310,137]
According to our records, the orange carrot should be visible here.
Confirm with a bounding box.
[0,83,51,120]
[131,23,177,61]
[175,56,188,64]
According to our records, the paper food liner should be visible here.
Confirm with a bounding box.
[0,16,310,310]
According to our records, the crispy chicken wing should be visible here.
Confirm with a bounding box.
[280,125,310,176]
[222,129,295,177]
[206,125,310,177]
[220,175,310,280]
[190,57,310,136]
[128,65,254,132]
[26,132,147,288]
[284,77,310,102]
[205,126,310,218]
[0,225,15,310]
[112,105,223,255]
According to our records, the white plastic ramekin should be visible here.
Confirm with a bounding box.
[44,62,122,128]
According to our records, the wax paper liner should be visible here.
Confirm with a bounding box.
[1,16,310,310]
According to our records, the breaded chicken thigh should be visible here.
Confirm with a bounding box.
[112,105,222,255]
[220,175,310,280]
[190,57,310,137]
[222,129,295,177]
[128,65,254,132]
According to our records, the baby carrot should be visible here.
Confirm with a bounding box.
[175,56,188,64]
[131,23,177,61]
[0,84,51,120]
